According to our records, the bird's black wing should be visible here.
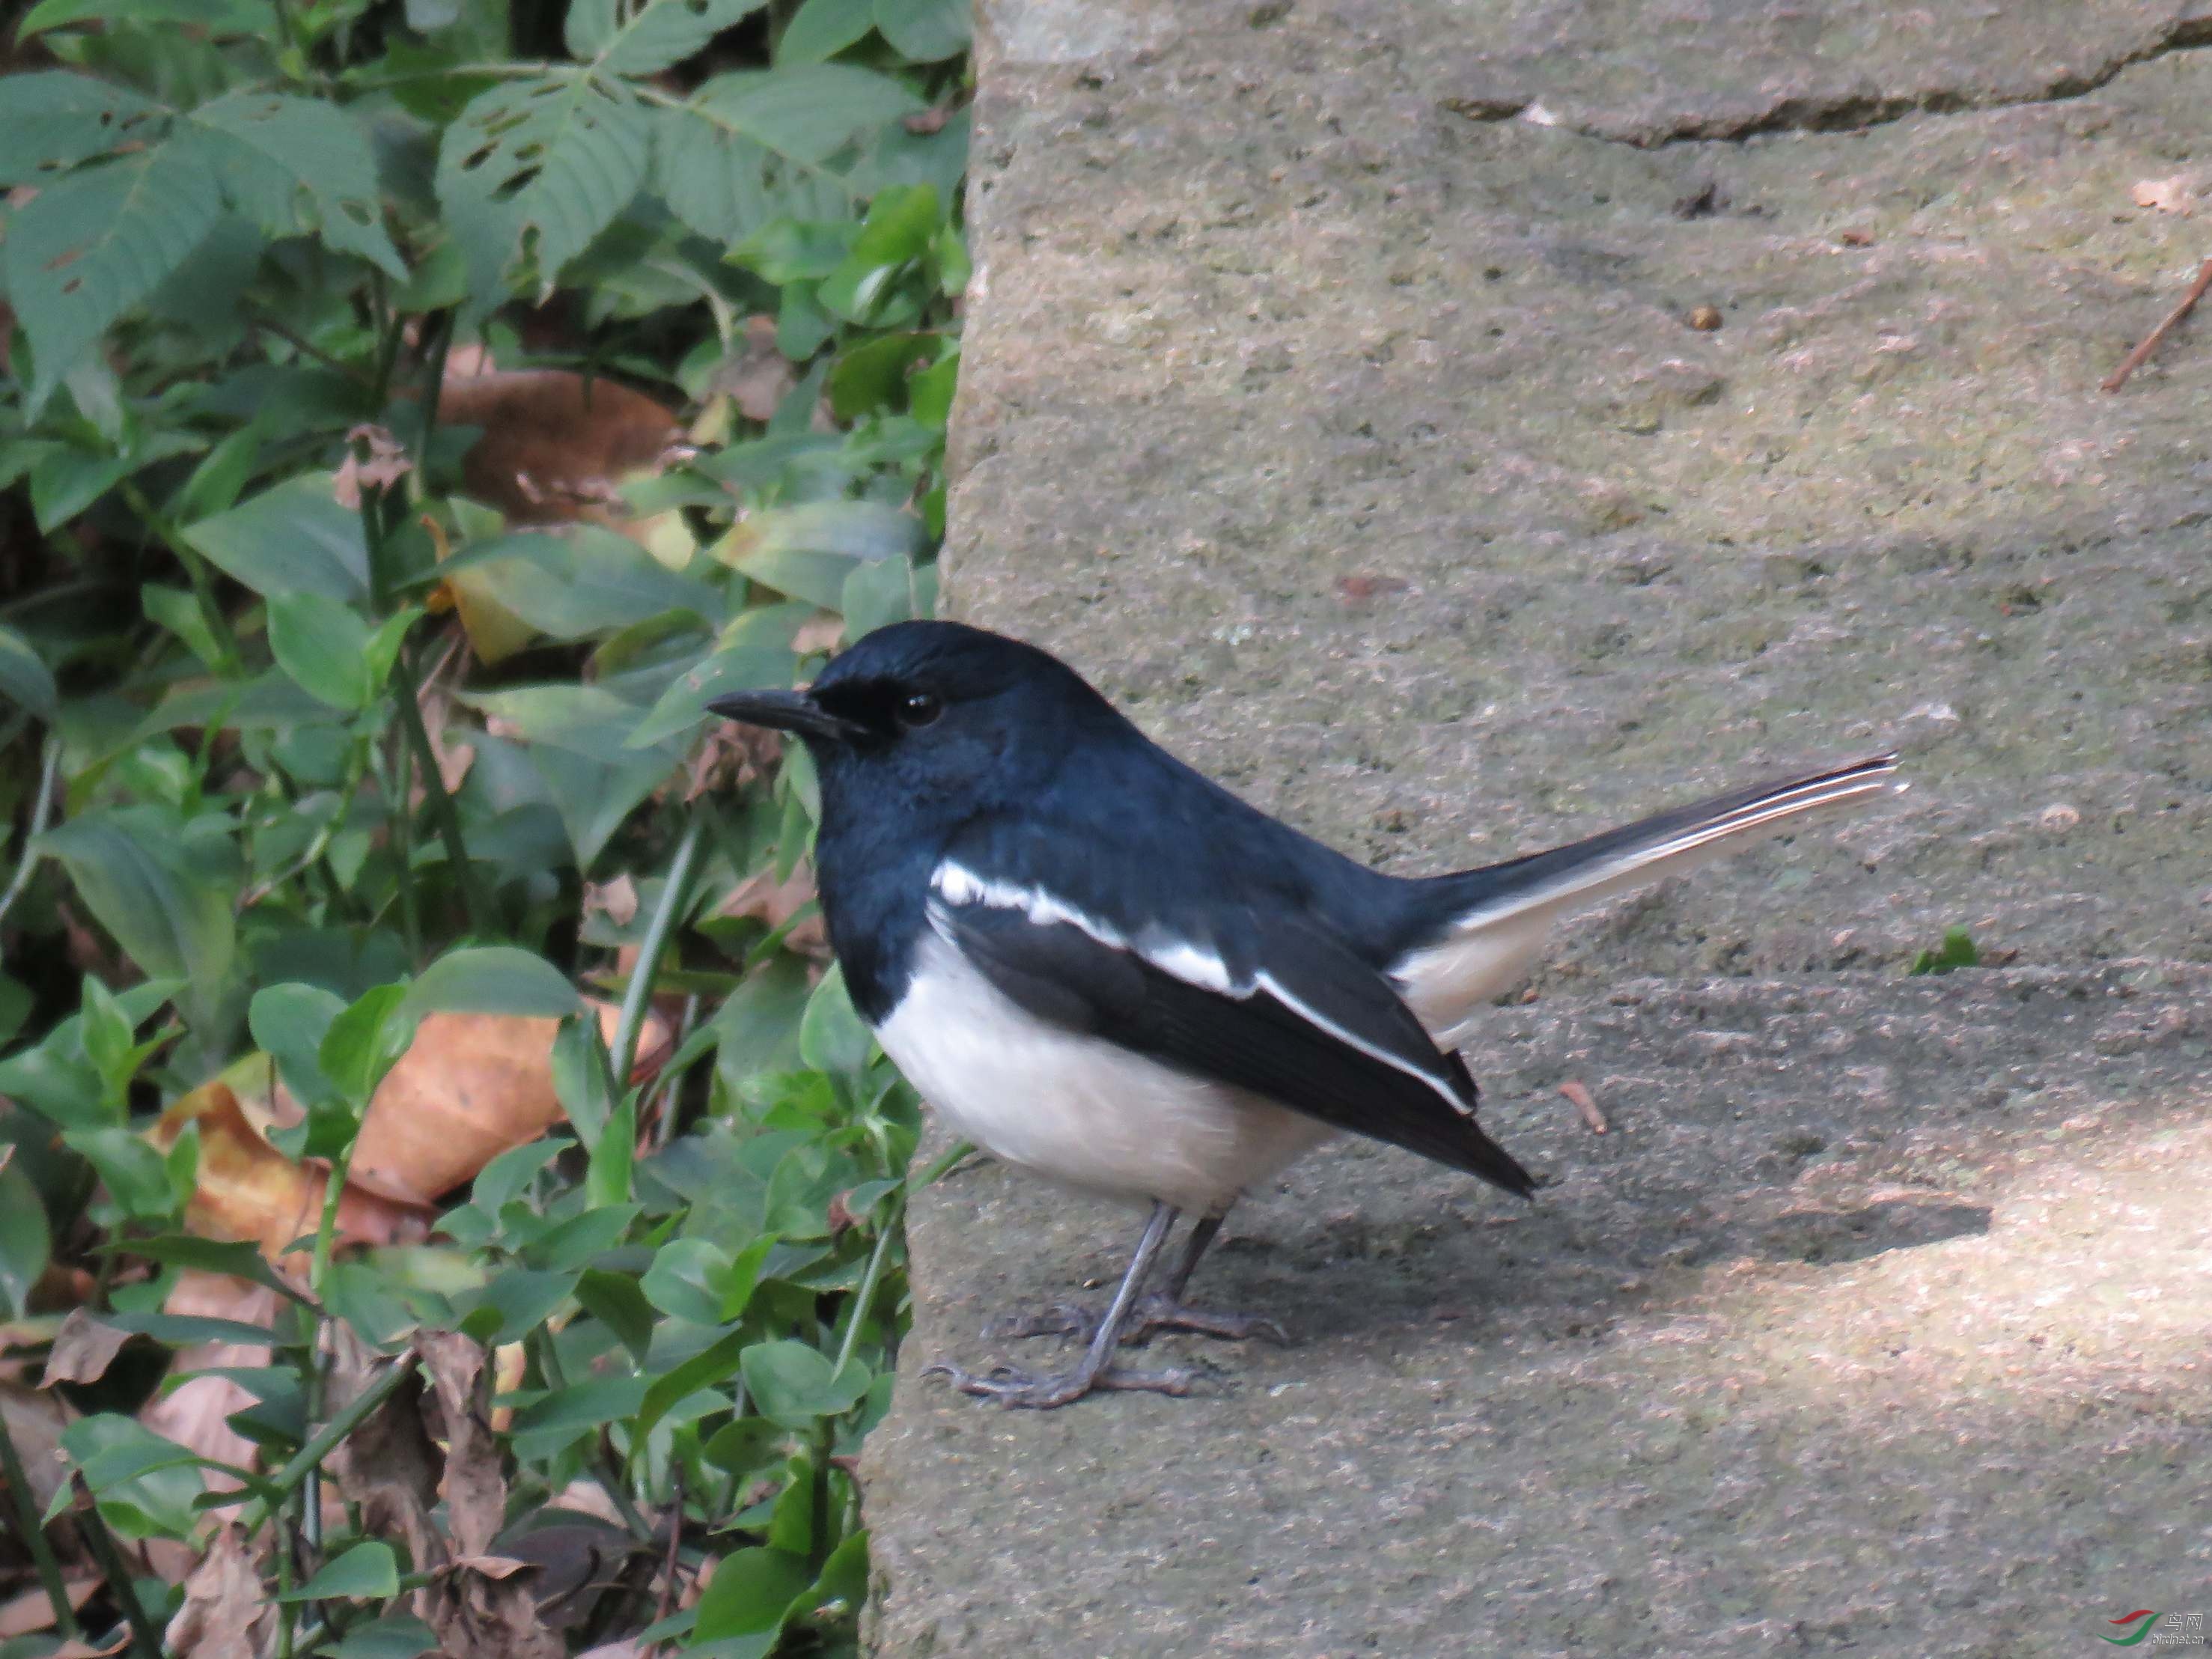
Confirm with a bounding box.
[927,853,1534,1198]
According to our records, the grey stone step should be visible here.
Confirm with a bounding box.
[860,1,2212,1652]
[865,967,2211,1656]
[945,0,2212,981]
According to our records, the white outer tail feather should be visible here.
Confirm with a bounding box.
[1392,755,1901,1042]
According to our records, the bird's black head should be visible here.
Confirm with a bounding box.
[707,620,1118,815]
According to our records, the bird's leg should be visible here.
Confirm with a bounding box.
[990,1211,1289,1348]
[925,1202,1197,1408]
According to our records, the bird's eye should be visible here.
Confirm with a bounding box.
[898,690,943,728]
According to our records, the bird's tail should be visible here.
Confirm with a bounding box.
[1388,754,1901,1039]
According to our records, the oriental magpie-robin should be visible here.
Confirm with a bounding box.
[710,621,1898,1408]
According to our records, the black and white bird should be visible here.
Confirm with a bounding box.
[710,621,1898,1408]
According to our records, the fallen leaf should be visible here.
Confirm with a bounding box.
[0,1383,72,1518]
[41,1308,131,1388]
[327,1324,445,1580]
[487,1339,525,1433]
[2131,174,2194,214]
[141,1272,281,1491]
[150,1071,431,1266]
[438,371,683,526]
[902,105,953,135]
[683,721,781,803]
[162,1523,274,1658]
[417,1330,503,1558]
[790,609,846,656]
[1688,304,1723,331]
[583,875,640,928]
[1333,573,1409,603]
[332,424,412,510]
[716,859,826,957]
[344,1000,667,1205]
[0,1576,98,1637]
[412,1330,564,1659]
[715,314,798,423]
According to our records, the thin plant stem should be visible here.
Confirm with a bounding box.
[0,736,61,952]
[613,812,706,1086]
[834,1207,899,1378]
[392,641,494,935]
[67,1476,164,1659]
[0,1406,78,1640]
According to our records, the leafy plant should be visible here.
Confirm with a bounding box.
[0,0,969,1651]
[1907,926,1981,977]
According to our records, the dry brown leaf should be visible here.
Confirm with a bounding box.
[790,609,846,655]
[149,1074,431,1266]
[46,1637,130,1658]
[344,999,666,1205]
[487,1339,525,1433]
[332,424,413,510]
[162,1523,274,1658]
[582,874,640,928]
[141,1273,281,1491]
[41,1308,130,1388]
[416,1330,504,1558]
[327,1325,445,1578]
[716,859,826,956]
[438,370,683,526]
[683,720,781,803]
[1,1381,73,1518]
[2131,174,2195,214]
[0,1576,97,1637]
[576,1642,645,1659]
[714,314,798,423]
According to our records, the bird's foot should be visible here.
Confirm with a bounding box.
[987,1293,1289,1348]
[920,1358,1197,1410]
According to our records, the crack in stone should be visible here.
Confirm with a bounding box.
[1445,16,2212,147]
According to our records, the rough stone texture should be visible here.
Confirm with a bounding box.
[868,969,2212,1657]
[863,1,2212,1653]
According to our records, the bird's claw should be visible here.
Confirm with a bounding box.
[921,1359,1197,1410]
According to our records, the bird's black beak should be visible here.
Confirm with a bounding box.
[706,687,865,744]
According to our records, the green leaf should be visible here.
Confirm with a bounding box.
[18,0,274,40]
[633,1321,744,1437]
[34,809,237,996]
[0,1162,52,1319]
[874,0,969,60]
[574,1267,655,1362]
[840,555,924,640]
[508,1372,649,1437]
[567,0,769,76]
[267,590,377,710]
[186,91,406,277]
[3,141,223,413]
[141,582,224,668]
[641,1237,731,1326]
[250,983,345,1109]
[437,73,653,312]
[690,64,921,165]
[0,70,163,180]
[67,1125,175,1217]
[326,1610,437,1659]
[111,1233,314,1306]
[740,1338,868,1429]
[0,624,58,721]
[627,642,796,748]
[797,964,871,1075]
[282,1538,399,1602]
[318,983,417,1106]
[551,1013,618,1142]
[586,1095,635,1208]
[655,88,863,246]
[848,180,939,266]
[1908,926,1981,977]
[777,0,874,63]
[713,500,920,607]
[405,946,582,1020]
[183,473,371,603]
[689,1544,814,1644]
[826,329,941,420]
[457,1265,579,1342]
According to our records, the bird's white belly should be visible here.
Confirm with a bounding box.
[874,931,1332,1214]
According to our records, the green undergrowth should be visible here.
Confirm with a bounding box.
[0,0,970,1652]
